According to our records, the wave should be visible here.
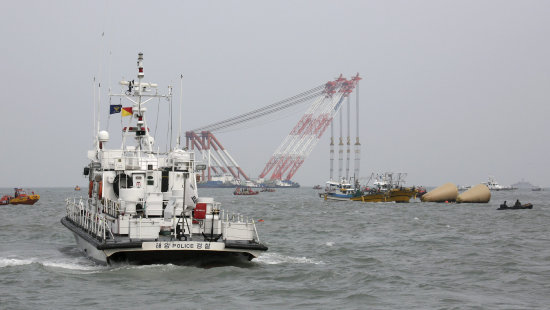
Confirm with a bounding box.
[255,252,324,265]
[0,257,34,268]
[0,257,101,271]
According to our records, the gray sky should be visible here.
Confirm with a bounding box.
[1,0,549,188]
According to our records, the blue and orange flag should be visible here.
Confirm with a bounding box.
[110,104,122,114]
[122,107,133,117]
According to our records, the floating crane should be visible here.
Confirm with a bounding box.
[259,74,361,181]
[187,75,361,185]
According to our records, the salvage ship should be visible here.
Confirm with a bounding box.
[61,53,267,265]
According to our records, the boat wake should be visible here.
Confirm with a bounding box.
[255,253,324,265]
[0,256,101,271]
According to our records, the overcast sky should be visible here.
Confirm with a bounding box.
[1,0,549,188]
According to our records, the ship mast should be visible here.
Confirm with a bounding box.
[113,53,170,153]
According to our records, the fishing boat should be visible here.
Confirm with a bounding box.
[351,187,417,203]
[320,179,360,201]
[3,188,40,205]
[351,173,418,203]
[312,185,322,190]
[260,187,275,192]
[61,53,267,265]
[234,187,259,195]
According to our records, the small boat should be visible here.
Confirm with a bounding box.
[234,187,259,195]
[74,185,81,191]
[313,185,322,190]
[320,179,362,201]
[260,187,275,192]
[532,187,542,191]
[6,188,40,205]
[497,203,533,210]
[0,195,13,205]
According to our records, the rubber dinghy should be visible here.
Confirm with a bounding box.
[497,203,533,210]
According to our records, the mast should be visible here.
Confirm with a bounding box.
[114,53,169,152]
[346,95,350,181]
[177,74,183,149]
[353,74,361,181]
[338,100,343,181]
[329,120,334,181]
[137,52,144,153]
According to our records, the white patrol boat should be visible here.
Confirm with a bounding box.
[62,53,267,265]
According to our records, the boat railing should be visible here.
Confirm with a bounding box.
[66,197,113,242]
[222,210,261,243]
[103,198,120,218]
[101,149,198,171]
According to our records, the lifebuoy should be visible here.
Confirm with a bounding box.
[98,181,103,200]
[88,181,93,198]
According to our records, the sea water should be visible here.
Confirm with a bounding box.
[0,187,549,309]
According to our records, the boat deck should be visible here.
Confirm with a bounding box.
[61,217,268,251]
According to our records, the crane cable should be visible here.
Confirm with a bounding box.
[191,84,325,133]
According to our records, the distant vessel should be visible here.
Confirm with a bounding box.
[483,177,516,191]
[0,195,12,205]
[312,185,322,190]
[61,53,267,265]
[259,179,300,188]
[320,179,358,201]
[352,173,418,203]
[233,187,259,195]
[197,180,237,188]
[197,177,299,188]
[511,179,537,190]
[1,188,40,205]
[260,187,275,192]
[74,185,81,191]
[532,187,542,191]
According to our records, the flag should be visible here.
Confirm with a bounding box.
[122,107,133,117]
[110,104,122,114]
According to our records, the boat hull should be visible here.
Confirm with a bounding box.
[9,196,40,205]
[62,217,266,265]
[351,189,416,203]
[351,193,386,202]
[319,193,353,201]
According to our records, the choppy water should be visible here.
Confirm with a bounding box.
[1,187,549,309]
